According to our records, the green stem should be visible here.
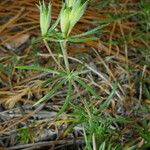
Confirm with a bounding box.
[60,41,70,73]
[43,39,64,70]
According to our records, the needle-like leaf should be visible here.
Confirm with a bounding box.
[34,78,66,106]
[57,80,72,116]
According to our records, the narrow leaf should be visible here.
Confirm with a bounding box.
[33,79,66,106]
[76,78,100,99]
[41,75,63,87]
[48,12,61,33]
[68,37,99,43]
[45,37,65,42]
[144,84,150,100]
[83,126,93,150]
[98,81,118,112]
[16,65,65,75]
[57,80,72,116]
[70,24,109,38]
[107,116,130,123]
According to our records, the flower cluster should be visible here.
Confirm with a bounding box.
[37,0,88,37]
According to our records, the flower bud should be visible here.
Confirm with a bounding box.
[65,0,76,7]
[60,0,88,37]
[37,1,51,36]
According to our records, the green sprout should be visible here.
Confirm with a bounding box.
[60,0,88,37]
[17,128,33,144]
[37,1,51,36]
